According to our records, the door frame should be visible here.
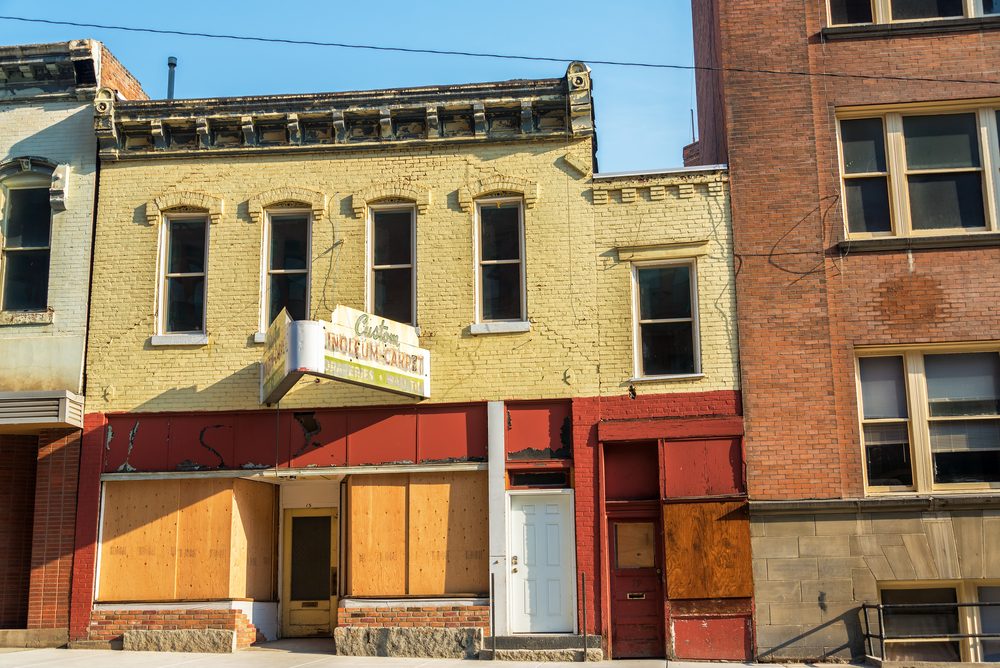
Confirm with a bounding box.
[606,501,667,659]
[280,507,338,638]
[506,488,578,635]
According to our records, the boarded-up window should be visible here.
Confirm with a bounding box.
[663,500,752,599]
[347,471,488,596]
[98,479,276,602]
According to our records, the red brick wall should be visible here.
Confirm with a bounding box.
[89,608,260,648]
[0,436,37,629]
[99,45,148,100]
[28,429,82,630]
[337,605,489,632]
[571,390,742,644]
[694,0,1000,500]
[69,414,106,640]
[690,0,727,165]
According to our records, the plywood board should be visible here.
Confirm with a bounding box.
[663,500,752,599]
[408,472,488,595]
[232,479,277,600]
[348,474,407,595]
[175,478,233,600]
[99,480,179,601]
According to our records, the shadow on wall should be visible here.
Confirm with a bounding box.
[756,607,864,663]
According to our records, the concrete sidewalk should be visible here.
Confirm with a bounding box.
[0,641,859,668]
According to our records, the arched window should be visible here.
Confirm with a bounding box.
[0,158,56,312]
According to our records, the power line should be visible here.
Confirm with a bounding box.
[3,14,1000,86]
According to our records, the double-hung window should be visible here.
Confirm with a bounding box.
[632,261,700,378]
[160,216,208,334]
[370,206,415,325]
[839,106,999,238]
[476,198,525,323]
[264,213,310,325]
[829,0,998,26]
[1,182,51,311]
[857,348,1000,493]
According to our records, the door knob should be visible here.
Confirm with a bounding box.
[512,567,518,573]
[511,556,519,565]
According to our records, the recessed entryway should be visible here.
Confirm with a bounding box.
[281,508,337,638]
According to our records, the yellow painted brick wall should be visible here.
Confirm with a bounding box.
[87,138,736,413]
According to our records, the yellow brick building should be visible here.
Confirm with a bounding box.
[76,64,749,660]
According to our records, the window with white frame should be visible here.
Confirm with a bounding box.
[857,348,1000,493]
[879,583,1000,663]
[475,198,525,323]
[264,212,310,326]
[839,106,999,238]
[632,261,700,378]
[1,178,51,311]
[160,216,208,334]
[829,0,998,26]
[370,206,415,325]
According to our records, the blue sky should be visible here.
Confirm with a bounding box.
[0,1,696,172]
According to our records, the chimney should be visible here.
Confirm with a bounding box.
[167,56,177,100]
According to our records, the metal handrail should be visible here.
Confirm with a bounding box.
[861,601,1000,661]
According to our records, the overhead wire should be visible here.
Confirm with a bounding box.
[3,14,1000,86]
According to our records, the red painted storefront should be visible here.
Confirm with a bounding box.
[70,390,749,660]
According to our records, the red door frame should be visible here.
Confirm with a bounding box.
[606,500,666,659]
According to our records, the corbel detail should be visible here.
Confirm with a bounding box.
[146,191,225,226]
[49,164,69,212]
[248,187,328,224]
[241,116,256,146]
[458,174,539,212]
[351,181,431,218]
[287,114,302,145]
[93,88,118,153]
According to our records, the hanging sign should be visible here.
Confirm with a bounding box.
[260,306,431,405]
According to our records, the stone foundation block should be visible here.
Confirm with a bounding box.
[334,626,481,659]
[122,629,236,653]
[0,629,68,648]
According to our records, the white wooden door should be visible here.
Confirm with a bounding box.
[509,493,575,633]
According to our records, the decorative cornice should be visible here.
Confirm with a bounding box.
[458,174,539,212]
[0,40,97,99]
[351,181,431,218]
[592,174,728,206]
[248,187,327,224]
[93,63,595,160]
[146,191,225,225]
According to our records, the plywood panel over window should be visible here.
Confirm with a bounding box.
[347,471,488,597]
[98,478,277,602]
[663,500,752,599]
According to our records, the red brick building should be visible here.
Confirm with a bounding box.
[690,1,1000,662]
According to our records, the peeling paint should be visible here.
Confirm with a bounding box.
[420,456,486,465]
[198,424,227,468]
[176,459,205,472]
[507,445,571,461]
[103,423,114,469]
[241,462,269,470]
[116,421,138,473]
[291,411,322,458]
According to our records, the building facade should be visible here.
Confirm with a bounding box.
[0,40,144,648]
[70,63,751,658]
[690,0,1000,663]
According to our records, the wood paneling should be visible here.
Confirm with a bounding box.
[99,478,276,602]
[663,500,752,599]
[662,438,744,498]
[348,474,407,595]
[232,479,277,600]
[348,471,488,596]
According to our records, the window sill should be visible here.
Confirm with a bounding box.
[822,15,1000,40]
[469,321,530,336]
[0,310,53,326]
[629,373,705,383]
[150,333,209,347]
[837,232,1000,253]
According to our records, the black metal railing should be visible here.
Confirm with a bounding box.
[861,601,1000,662]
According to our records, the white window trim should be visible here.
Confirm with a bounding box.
[856,344,1000,496]
[827,0,996,27]
[256,208,312,339]
[473,197,527,327]
[365,203,417,326]
[0,175,52,314]
[878,580,1000,663]
[838,104,1000,240]
[630,259,702,381]
[155,213,209,340]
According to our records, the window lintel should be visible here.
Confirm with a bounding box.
[147,191,224,226]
